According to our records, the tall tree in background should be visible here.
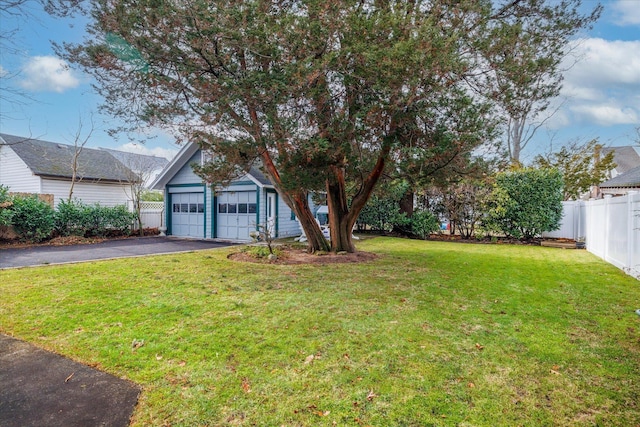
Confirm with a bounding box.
[534,139,615,200]
[61,0,600,252]
[479,0,602,165]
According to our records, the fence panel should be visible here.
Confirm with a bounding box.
[131,201,164,230]
[543,201,584,239]
[583,193,640,279]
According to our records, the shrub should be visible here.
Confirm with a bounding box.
[0,184,12,227]
[82,204,136,237]
[8,195,55,242]
[486,168,564,239]
[55,201,136,238]
[55,199,87,236]
[409,210,440,240]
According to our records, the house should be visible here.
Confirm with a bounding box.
[602,146,640,179]
[0,133,167,207]
[150,142,310,241]
[599,164,640,196]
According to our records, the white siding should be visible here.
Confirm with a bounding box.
[41,179,130,208]
[0,145,41,192]
[277,196,301,238]
[168,151,203,185]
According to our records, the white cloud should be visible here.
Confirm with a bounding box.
[116,142,178,161]
[570,103,638,126]
[563,38,640,89]
[19,56,80,93]
[0,65,8,78]
[558,38,640,127]
[611,0,640,26]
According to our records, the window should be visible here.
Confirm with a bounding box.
[238,203,248,214]
[228,203,237,213]
[189,204,197,213]
[181,203,188,212]
[197,203,204,213]
[218,203,227,213]
[173,204,180,213]
[248,203,257,214]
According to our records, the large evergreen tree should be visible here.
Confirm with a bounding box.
[62,0,599,252]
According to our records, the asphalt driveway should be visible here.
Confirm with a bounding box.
[0,236,235,269]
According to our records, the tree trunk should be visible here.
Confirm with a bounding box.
[291,192,331,253]
[326,176,356,253]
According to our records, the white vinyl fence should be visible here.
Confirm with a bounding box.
[544,193,640,279]
[130,201,164,230]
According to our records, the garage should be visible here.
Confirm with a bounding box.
[170,192,205,238]
[217,191,257,240]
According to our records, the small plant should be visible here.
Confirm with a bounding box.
[242,245,281,259]
[250,222,276,255]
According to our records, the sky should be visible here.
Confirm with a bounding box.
[0,0,639,163]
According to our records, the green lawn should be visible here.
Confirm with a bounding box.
[1,237,638,426]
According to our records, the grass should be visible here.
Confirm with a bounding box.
[1,237,639,426]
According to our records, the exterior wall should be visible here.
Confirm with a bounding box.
[41,179,130,208]
[167,151,203,185]
[276,194,301,238]
[0,145,41,193]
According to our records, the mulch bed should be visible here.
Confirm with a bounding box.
[228,247,378,265]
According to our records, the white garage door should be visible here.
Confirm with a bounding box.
[217,191,257,240]
[171,192,205,238]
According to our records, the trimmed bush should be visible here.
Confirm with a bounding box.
[55,200,136,238]
[55,199,87,236]
[8,195,55,242]
[486,168,564,239]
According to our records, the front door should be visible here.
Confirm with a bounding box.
[266,192,277,237]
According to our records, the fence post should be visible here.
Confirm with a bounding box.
[628,192,637,274]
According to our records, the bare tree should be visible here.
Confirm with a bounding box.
[66,115,95,201]
[111,148,164,235]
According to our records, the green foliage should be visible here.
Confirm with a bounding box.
[7,195,55,242]
[534,139,616,200]
[55,200,136,238]
[80,204,136,237]
[486,168,564,239]
[357,182,439,239]
[409,210,440,240]
[139,190,163,202]
[0,184,12,227]
[55,199,88,236]
[242,245,281,259]
[62,0,599,252]
[357,182,408,233]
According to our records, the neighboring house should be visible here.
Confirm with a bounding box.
[602,146,640,179]
[98,147,168,187]
[599,164,640,196]
[0,133,165,207]
[151,142,311,241]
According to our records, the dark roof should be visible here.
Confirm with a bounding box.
[1,133,136,182]
[602,146,640,175]
[98,148,168,172]
[248,165,272,186]
[600,164,640,188]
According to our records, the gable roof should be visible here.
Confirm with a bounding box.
[0,133,136,183]
[151,141,273,190]
[98,147,168,173]
[602,146,640,176]
[600,164,640,188]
